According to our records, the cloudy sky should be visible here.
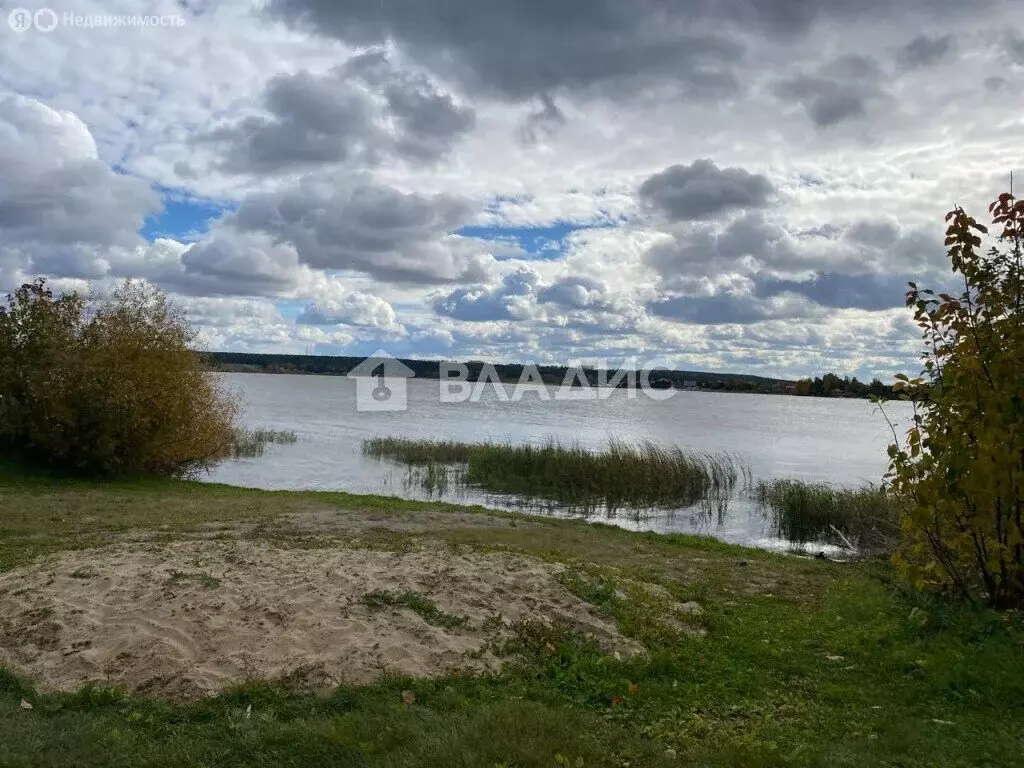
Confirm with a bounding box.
[2,0,1022,379]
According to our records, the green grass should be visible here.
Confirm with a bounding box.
[364,437,748,513]
[0,457,491,572]
[361,590,468,629]
[0,463,1022,766]
[753,479,899,552]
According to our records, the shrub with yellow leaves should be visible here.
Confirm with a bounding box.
[884,193,1024,608]
[0,278,238,478]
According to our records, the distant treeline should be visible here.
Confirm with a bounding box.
[793,373,896,399]
[204,352,794,394]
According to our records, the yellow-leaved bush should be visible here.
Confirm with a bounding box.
[886,194,1024,608]
[0,278,239,478]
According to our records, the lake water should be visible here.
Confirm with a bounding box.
[205,373,913,552]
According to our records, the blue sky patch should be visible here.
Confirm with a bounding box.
[457,221,615,260]
[141,187,236,242]
[274,299,307,322]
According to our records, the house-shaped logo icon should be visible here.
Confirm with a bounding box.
[347,351,415,412]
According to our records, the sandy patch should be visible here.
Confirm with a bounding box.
[0,541,642,697]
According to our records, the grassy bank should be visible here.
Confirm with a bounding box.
[0,464,1022,766]
[753,479,899,552]
[363,437,748,512]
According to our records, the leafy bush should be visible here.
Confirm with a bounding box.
[884,193,1024,608]
[0,278,239,477]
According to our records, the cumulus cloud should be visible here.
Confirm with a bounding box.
[296,293,400,329]
[198,51,475,174]
[642,209,944,324]
[3,0,1021,379]
[646,211,939,287]
[200,71,378,174]
[639,160,775,222]
[176,234,303,297]
[267,0,999,105]
[227,178,486,284]
[754,272,915,311]
[536,276,610,309]
[0,95,158,257]
[644,214,797,286]
[432,267,540,322]
[373,64,477,161]
[430,267,641,340]
[269,0,747,100]
[175,296,287,329]
[773,54,889,127]
[519,95,567,144]
[897,34,954,69]
[107,177,492,299]
[650,292,819,326]
[1004,29,1024,65]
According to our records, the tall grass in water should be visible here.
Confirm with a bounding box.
[230,428,299,458]
[363,437,747,513]
[403,462,452,496]
[753,479,899,553]
[465,440,742,511]
[362,437,474,465]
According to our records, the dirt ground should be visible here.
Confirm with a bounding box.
[0,540,647,697]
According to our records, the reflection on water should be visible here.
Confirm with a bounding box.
[386,457,846,555]
[369,437,751,520]
[393,455,742,524]
[204,373,913,554]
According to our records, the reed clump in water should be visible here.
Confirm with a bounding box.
[231,428,299,458]
[752,479,899,553]
[362,437,475,465]
[465,440,743,510]
[403,462,452,496]
[363,437,746,512]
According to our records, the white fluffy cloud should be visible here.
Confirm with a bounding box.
[0,95,159,283]
[297,294,401,330]
[1,0,1022,378]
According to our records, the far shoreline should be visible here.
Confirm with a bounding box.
[204,351,890,400]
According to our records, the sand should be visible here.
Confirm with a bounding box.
[0,540,645,697]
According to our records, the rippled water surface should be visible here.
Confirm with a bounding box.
[205,373,913,552]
